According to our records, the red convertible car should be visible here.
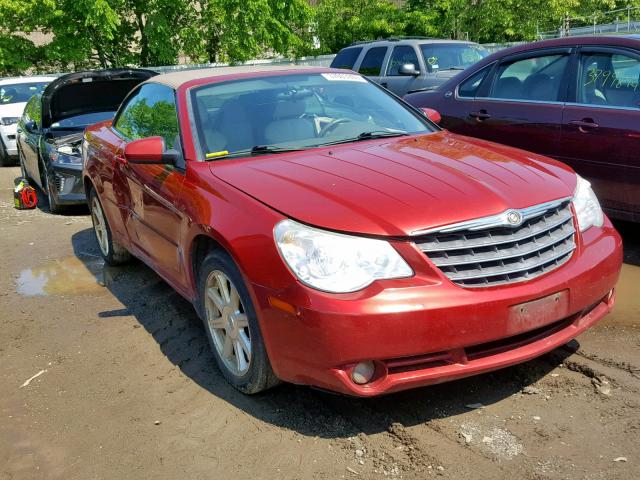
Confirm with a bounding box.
[83,66,621,396]
[404,35,640,223]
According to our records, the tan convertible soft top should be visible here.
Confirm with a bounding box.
[150,65,332,89]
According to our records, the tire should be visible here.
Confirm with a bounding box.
[198,249,279,394]
[18,147,33,182]
[89,188,131,265]
[0,140,10,167]
[19,149,29,180]
[45,174,62,214]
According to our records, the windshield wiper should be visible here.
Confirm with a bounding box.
[316,130,409,147]
[249,145,305,155]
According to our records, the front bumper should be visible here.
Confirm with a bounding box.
[1,124,18,156]
[47,163,86,205]
[252,220,622,396]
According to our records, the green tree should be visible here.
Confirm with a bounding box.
[180,0,314,63]
[315,0,406,53]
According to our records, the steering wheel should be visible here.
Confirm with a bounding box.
[319,118,352,137]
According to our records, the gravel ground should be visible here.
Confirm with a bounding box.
[0,165,638,480]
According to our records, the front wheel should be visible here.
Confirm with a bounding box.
[89,188,131,265]
[45,174,62,214]
[198,250,279,394]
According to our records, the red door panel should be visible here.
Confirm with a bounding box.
[118,161,186,281]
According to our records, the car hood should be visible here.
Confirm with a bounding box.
[0,102,27,119]
[41,68,157,129]
[210,131,577,237]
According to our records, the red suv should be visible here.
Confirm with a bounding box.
[404,35,640,223]
[83,66,622,396]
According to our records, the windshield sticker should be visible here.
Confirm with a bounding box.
[321,73,366,82]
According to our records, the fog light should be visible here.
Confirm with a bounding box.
[351,361,375,385]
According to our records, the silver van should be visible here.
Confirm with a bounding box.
[330,37,488,96]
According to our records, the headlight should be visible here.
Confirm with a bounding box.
[572,175,603,232]
[49,144,83,165]
[1,117,19,126]
[274,219,413,293]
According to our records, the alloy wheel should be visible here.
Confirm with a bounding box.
[91,196,109,256]
[204,270,252,376]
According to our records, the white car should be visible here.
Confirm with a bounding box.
[0,76,57,166]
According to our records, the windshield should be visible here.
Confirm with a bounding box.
[50,111,116,130]
[191,72,434,159]
[420,44,488,72]
[0,82,49,105]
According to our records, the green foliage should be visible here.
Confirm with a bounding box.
[315,0,406,53]
[180,0,314,63]
[1,0,639,75]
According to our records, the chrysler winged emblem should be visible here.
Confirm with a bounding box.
[506,210,523,226]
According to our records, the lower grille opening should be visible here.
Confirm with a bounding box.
[465,316,576,361]
[381,302,605,375]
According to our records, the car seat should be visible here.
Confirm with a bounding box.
[493,77,522,99]
[264,101,316,145]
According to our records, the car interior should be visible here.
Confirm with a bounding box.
[579,53,640,108]
[491,55,568,102]
[193,78,428,156]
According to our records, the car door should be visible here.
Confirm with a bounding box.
[560,46,640,221]
[355,46,389,85]
[112,82,186,283]
[455,48,572,159]
[18,95,42,184]
[381,45,424,95]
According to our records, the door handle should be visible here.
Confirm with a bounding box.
[381,82,388,88]
[469,110,491,121]
[569,119,599,131]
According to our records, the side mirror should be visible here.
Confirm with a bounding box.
[421,107,442,125]
[398,63,420,76]
[24,120,38,133]
[124,136,178,164]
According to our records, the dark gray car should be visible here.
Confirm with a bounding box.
[330,37,488,96]
[17,68,156,213]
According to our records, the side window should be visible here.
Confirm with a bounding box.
[330,47,363,70]
[458,66,491,98]
[358,47,387,76]
[387,46,420,76]
[23,96,41,126]
[115,83,180,149]
[490,54,569,102]
[578,51,640,108]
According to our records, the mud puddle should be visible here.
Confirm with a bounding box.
[598,263,640,328]
[15,254,117,296]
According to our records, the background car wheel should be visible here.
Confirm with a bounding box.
[89,188,131,265]
[0,140,10,167]
[198,250,279,394]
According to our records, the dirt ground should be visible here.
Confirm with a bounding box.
[0,165,638,480]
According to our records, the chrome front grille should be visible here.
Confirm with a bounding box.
[416,200,576,287]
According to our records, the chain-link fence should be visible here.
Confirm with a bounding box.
[539,6,640,39]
